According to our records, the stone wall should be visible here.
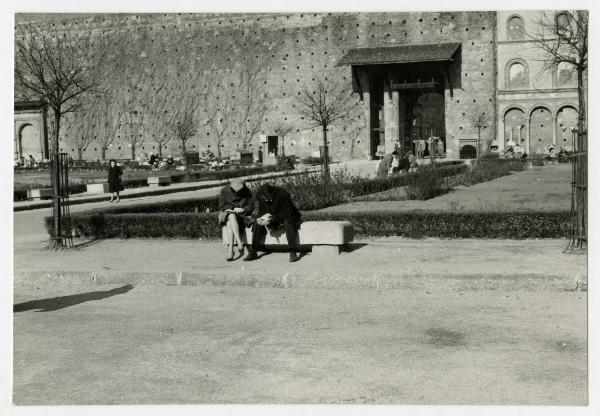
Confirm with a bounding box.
[15,12,497,161]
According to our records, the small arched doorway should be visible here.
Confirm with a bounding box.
[504,108,527,145]
[19,124,42,162]
[556,106,578,149]
[529,107,553,155]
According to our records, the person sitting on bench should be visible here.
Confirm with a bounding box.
[243,183,302,263]
[218,179,253,261]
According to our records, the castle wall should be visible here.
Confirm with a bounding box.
[16,11,497,161]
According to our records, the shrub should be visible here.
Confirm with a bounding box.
[250,164,468,210]
[462,159,526,186]
[45,210,571,240]
[85,196,220,214]
[404,165,453,200]
[299,156,332,165]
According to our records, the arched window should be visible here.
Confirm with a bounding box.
[557,61,576,87]
[508,61,528,89]
[507,15,525,40]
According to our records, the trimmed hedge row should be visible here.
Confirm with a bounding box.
[45,210,571,240]
[74,163,468,214]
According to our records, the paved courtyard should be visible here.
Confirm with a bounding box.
[13,285,587,405]
[11,161,588,406]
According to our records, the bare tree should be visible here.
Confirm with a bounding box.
[62,105,96,161]
[145,93,172,159]
[205,88,236,159]
[470,110,492,159]
[165,31,217,175]
[115,71,163,161]
[532,10,588,130]
[347,113,366,158]
[531,11,588,249]
[167,93,203,180]
[294,71,361,179]
[272,121,293,157]
[14,22,112,245]
[92,92,121,161]
[205,23,282,154]
[112,29,169,161]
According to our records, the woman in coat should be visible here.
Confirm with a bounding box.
[107,159,123,202]
[218,178,254,261]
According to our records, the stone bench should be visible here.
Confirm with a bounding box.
[86,183,109,194]
[147,176,171,187]
[27,188,53,200]
[222,221,354,255]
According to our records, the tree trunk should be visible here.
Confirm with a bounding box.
[77,148,84,161]
[158,144,163,159]
[322,124,330,181]
[131,146,136,161]
[575,66,587,247]
[101,146,106,161]
[217,141,222,159]
[577,67,586,132]
[477,126,482,160]
[52,111,62,246]
[181,139,189,181]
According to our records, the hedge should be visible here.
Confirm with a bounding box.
[45,210,571,240]
[71,163,467,214]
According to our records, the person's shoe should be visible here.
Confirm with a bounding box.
[289,252,300,263]
[243,251,259,262]
[109,198,114,203]
[236,245,245,258]
[116,198,120,202]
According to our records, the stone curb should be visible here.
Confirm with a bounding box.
[14,270,588,292]
[14,168,320,212]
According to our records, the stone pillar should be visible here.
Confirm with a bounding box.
[383,88,399,154]
[498,116,505,152]
[358,71,372,160]
[551,116,557,145]
[361,90,372,160]
[525,117,531,155]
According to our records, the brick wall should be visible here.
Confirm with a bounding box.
[16,12,497,161]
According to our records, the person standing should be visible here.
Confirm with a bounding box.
[218,179,254,261]
[107,159,123,202]
[243,183,302,263]
[257,146,263,164]
[377,151,398,178]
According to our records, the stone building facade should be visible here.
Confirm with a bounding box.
[19,11,577,162]
[495,11,579,155]
[14,101,49,163]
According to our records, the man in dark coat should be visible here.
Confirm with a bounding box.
[243,183,302,262]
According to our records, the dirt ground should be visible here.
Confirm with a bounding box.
[13,285,587,405]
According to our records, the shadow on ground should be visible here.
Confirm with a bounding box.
[14,285,134,313]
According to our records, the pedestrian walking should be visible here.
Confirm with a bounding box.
[107,159,123,202]
[243,183,302,263]
[218,179,254,261]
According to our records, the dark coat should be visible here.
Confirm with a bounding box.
[218,185,254,223]
[252,184,301,229]
[107,166,123,193]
